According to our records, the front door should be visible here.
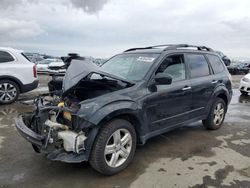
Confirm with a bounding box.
[145,54,192,131]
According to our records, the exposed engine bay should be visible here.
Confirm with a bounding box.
[65,74,128,102]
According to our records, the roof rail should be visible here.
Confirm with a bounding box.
[124,44,213,52]
[124,47,153,52]
[163,44,213,51]
[124,44,175,52]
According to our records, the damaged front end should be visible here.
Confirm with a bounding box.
[15,58,134,163]
[15,96,96,163]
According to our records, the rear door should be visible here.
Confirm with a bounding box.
[185,53,216,118]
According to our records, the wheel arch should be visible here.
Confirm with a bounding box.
[97,111,143,144]
[0,75,23,92]
[84,110,143,161]
[216,93,228,106]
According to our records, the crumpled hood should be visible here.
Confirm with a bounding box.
[62,59,132,95]
[62,59,98,93]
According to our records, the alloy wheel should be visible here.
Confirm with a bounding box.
[0,83,17,103]
[104,128,132,168]
[213,102,225,126]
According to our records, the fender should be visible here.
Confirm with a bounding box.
[76,100,143,160]
[86,100,140,125]
[212,85,231,103]
[205,84,231,115]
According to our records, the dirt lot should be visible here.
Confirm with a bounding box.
[0,75,250,188]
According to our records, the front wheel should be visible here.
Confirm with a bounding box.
[203,98,226,130]
[90,119,136,175]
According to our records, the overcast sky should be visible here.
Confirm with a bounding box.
[0,0,250,58]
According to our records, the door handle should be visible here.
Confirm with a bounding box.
[182,86,191,91]
[211,80,218,84]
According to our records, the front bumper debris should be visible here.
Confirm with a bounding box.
[15,115,44,146]
[47,149,87,163]
[15,114,89,163]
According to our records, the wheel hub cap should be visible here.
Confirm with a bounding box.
[104,128,132,168]
[0,83,17,102]
[213,102,224,126]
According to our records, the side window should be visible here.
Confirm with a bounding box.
[186,54,210,78]
[0,51,15,63]
[206,54,224,74]
[156,54,186,82]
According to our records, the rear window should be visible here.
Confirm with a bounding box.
[21,53,32,62]
[0,51,15,63]
[186,54,210,78]
[206,54,224,74]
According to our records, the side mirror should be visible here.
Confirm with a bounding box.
[154,73,172,85]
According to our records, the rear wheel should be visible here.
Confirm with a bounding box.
[203,98,226,130]
[0,80,20,104]
[90,119,136,175]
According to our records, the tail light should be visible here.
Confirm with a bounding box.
[33,65,37,78]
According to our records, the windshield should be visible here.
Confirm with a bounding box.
[101,53,159,81]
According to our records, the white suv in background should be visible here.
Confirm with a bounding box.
[240,73,250,95]
[0,47,39,104]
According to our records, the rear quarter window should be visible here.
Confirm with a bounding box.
[21,53,32,62]
[206,54,225,74]
[0,51,15,63]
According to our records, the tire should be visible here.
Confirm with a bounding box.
[202,98,226,130]
[0,80,20,104]
[89,119,136,175]
[240,91,249,96]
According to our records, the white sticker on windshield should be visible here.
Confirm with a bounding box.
[137,57,155,62]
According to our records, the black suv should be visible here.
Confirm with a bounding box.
[15,44,232,175]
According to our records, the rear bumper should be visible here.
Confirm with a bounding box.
[15,115,44,146]
[21,80,39,93]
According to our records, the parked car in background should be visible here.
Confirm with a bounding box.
[16,44,232,175]
[47,60,66,73]
[239,73,250,95]
[48,54,85,94]
[215,51,231,66]
[36,59,53,72]
[23,52,44,63]
[227,62,250,75]
[36,59,64,73]
[0,47,38,104]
